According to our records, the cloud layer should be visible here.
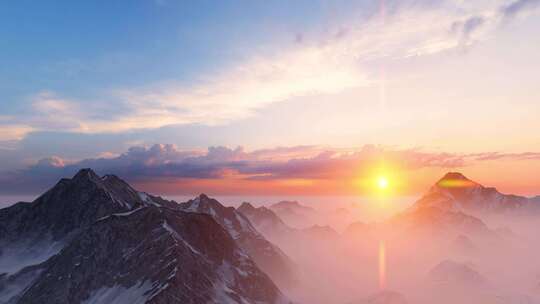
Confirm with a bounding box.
[2,143,540,195]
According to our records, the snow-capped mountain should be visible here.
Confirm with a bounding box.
[178,195,297,287]
[0,169,152,277]
[13,207,288,304]
[413,172,537,214]
[0,169,290,304]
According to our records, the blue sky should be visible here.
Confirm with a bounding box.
[1,0,540,196]
[1,0,367,104]
[0,0,376,157]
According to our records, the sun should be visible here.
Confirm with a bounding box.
[377,176,389,190]
[352,164,400,196]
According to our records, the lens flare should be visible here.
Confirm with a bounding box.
[378,239,387,290]
[437,179,476,188]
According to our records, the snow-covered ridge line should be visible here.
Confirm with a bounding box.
[96,206,147,222]
[161,220,202,255]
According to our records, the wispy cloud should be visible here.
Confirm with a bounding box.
[0,124,34,141]
[501,0,540,20]
[2,0,538,141]
[470,151,540,161]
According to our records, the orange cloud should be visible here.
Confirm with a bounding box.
[3,144,540,196]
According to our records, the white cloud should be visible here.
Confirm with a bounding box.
[0,124,35,141]
[30,91,85,130]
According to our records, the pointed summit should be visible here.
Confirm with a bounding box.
[72,168,101,183]
[197,193,210,200]
[237,202,290,235]
[413,172,531,213]
[0,169,160,280]
[440,172,470,181]
[428,260,487,286]
[436,172,477,188]
[1,168,163,243]
[432,172,481,198]
[238,202,255,210]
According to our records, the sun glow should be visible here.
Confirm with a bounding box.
[377,176,389,190]
[351,161,407,197]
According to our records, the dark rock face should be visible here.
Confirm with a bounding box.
[0,169,161,280]
[0,169,290,304]
[178,195,297,287]
[0,169,148,244]
[16,207,286,304]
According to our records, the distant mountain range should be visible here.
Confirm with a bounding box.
[237,172,540,304]
[427,260,487,287]
[241,172,538,245]
[0,169,291,304]
[237,202,293,236]
[237,202,338,242]
[238,172,527,251]
[1,169,538,304]
[268,201,318,229]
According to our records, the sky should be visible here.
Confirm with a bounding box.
[1,0,539,197]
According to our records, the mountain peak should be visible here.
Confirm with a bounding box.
[72,168,101,182]
[413,171,531,213]
[178,196,296,286]
[440,172,470,181]
[239,202,255,210]
[428,260,486,286]
[6,203,288,304]
[197,193,210,200]
[275,200,300,207]
[101,174,134,191]
[270,200,316,215]
[434,172,479,192]
[181,194,228,214]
